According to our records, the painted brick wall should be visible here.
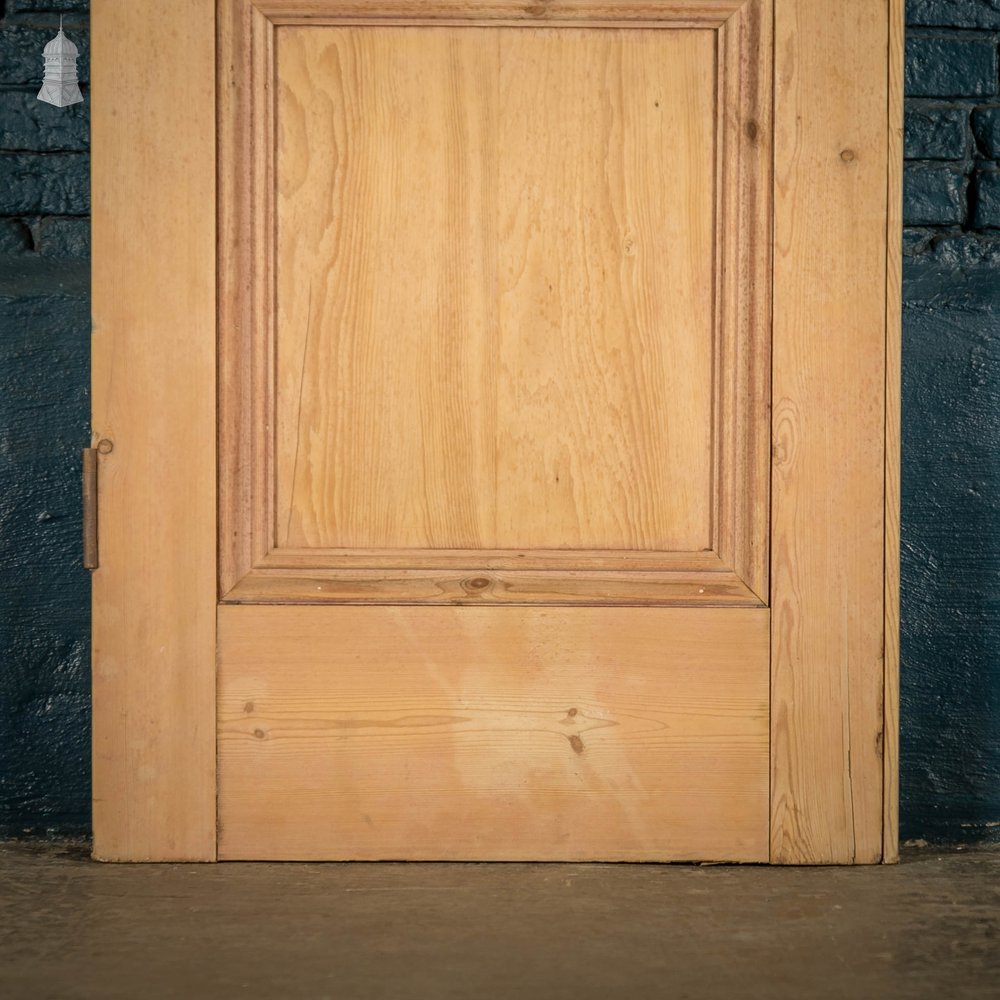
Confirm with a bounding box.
[902,0,1000,844]
[0,0,91,837]
[1,1,998,844]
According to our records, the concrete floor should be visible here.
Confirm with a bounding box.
[1,841,998,1000]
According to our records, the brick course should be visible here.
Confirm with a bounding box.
[10,1,89,11]
[973,167,1000,225]
[972,105,1000,154]
[908,0,1000,29]
[906,106,970,159]
[905,36,999,97]
[0,89,88,152]
[904,15,1000,233]
[905,163,969,224]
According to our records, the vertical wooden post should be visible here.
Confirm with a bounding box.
[770,0,896,864]
[91,0,217,861]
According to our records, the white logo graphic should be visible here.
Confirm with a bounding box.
[37,17,84,108]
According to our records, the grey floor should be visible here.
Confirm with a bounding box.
[1,841,998,1000]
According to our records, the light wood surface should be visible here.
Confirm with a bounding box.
[219,3,771,604]
[883,0,904,865]
[218,605,770,861]
[225,565,763,605]
[90,0,216,861]
[254,0,745,25]
[769,0,890,864]
[258,547,728,571]
[713,0,771,599]
[274,25,716,553]
[218,0,270,594]
[93,0,901,863]
[232,540,764,606]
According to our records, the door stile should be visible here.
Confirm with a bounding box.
[769,0,896,864]
[91,0,218,862]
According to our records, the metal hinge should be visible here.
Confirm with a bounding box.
[82,447,99,570]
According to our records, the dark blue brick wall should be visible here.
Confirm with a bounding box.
[904,19,1000,228]
[905,36,998,97]
[1,1,999,846]
[0,0,90,838]
[903,0,1000,843]
[904,163,969,223]
[909,0,1000,30]
[906,106,970,158]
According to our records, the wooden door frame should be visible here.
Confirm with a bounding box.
[90,0,902,863]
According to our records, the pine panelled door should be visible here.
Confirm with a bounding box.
[90,0,902,863]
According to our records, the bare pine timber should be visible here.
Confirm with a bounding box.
[252,0,746,26]
[90,0,217,861]
[90,0,900,864]
[713,0,771,599]
[223,566,762,605]
[219,6,771,604]
[274,26,716,553]
[770,0,891,864]
[218,605,770,861]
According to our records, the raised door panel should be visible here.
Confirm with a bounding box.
[274,26,716,554]
[219,0,771,605]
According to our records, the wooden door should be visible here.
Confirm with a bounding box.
[90,0,903,863]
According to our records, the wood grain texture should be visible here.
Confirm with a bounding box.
[92,0,899,865]
[218,605,770,860]
[258,546,727,570]
[225,565,763,604]
[253,0,744,26]
[219,0,275,593]
[90,0,216,861]
[234,546,767,605]
[883,0,904,866]
[274,25,716,553]
[714,0,771,599]
[770,0,890,864]
[219,5,772,604]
